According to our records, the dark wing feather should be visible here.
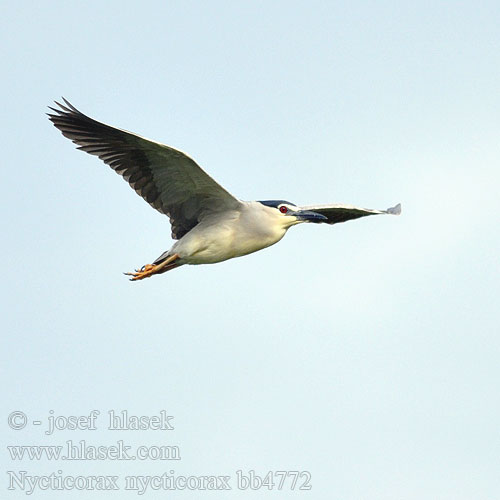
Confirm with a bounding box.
[48,99,240,239]
[300,203,401,224]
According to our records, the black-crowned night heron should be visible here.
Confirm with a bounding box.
[48,99,401,280]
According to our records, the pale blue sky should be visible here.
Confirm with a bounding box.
[2,1,499,499]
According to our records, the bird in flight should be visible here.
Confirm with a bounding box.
[48,99,401,280]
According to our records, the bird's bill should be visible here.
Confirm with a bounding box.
[291,209,328,223]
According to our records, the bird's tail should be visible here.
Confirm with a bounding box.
[153,250,172,265]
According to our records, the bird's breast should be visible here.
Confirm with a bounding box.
[173,208,287,265]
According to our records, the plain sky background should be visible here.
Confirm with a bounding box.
[2,1,499,499]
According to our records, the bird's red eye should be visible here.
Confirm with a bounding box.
[279,206,288,214]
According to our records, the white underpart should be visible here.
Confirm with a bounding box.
[170,201,298,265]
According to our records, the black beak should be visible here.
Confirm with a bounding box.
[292,209,328,223]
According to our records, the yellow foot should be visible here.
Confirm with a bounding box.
[124,264,157,281]
[124,254,180,281]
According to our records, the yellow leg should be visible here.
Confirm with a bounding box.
[124,253,180,281]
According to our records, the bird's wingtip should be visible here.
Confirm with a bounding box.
[386,203,402,215]
[48,97,79,114]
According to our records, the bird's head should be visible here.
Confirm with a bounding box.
[258,200,328,227]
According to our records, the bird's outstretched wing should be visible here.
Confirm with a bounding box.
[299,203,401,224]
[48,99,241,239]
